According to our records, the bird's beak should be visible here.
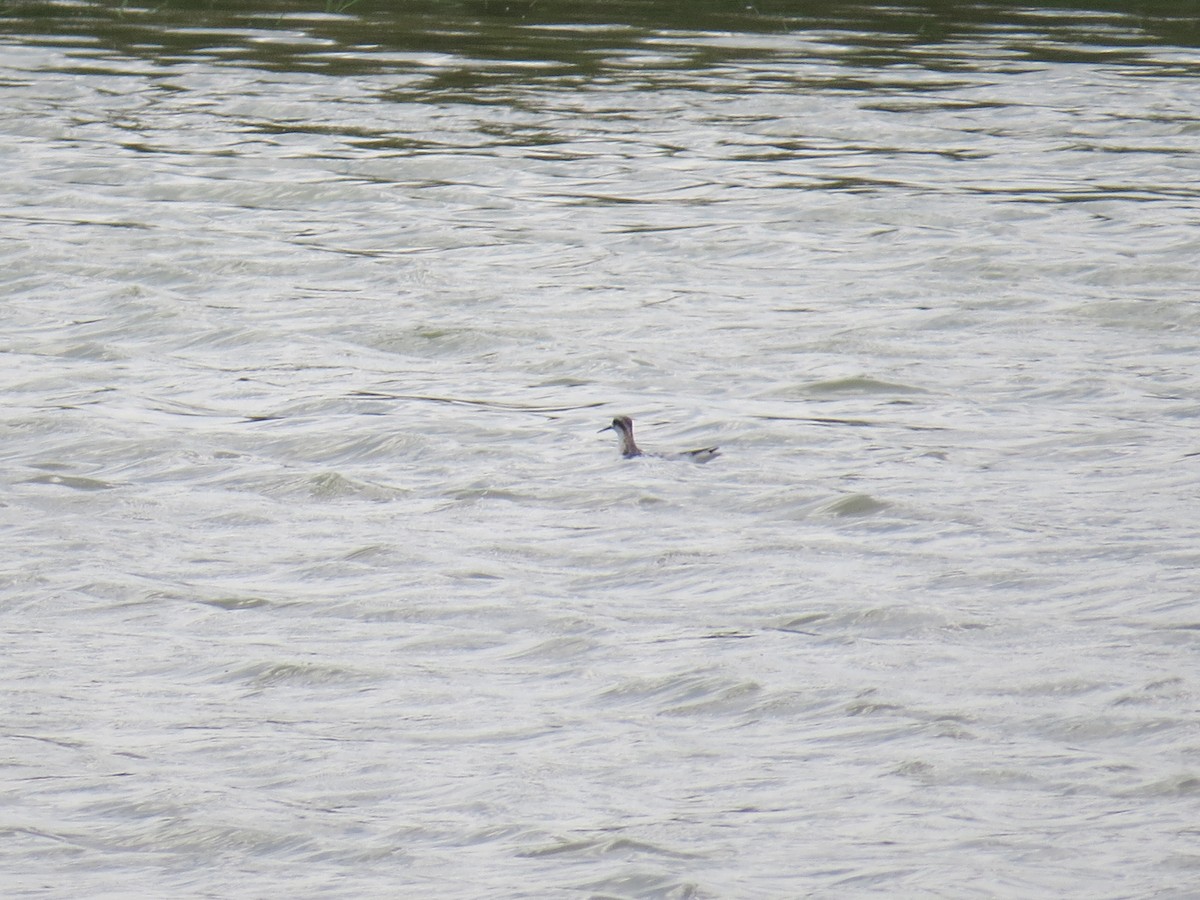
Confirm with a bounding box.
[598,424,614,433]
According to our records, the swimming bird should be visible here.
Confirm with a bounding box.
[599,415,720,463]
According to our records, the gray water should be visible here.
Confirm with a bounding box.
[3,1,1199,896]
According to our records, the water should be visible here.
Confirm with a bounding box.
[3,2,1199,896]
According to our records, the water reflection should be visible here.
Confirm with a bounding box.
[4,0,1198,84]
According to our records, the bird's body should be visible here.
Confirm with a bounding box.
[599,416,720,463]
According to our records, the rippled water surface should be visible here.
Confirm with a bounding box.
[3,1,1199,896]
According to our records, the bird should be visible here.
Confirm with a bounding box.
[598,415,720,463]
